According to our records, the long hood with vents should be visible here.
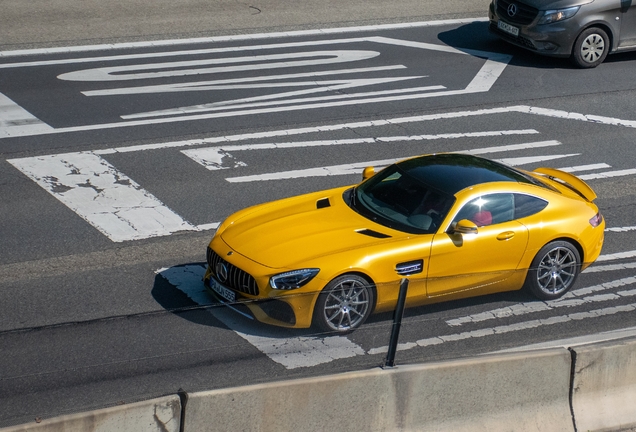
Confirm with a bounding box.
[219,187,399,269]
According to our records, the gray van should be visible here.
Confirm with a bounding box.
[489,0,636,67]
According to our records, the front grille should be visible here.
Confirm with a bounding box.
[207,247,259,296]
[496,0,539,25]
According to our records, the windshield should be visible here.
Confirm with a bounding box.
[351,165,455,234]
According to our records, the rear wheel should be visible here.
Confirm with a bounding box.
[572,27,609,68]
[313,274,374,333]
[524,241,580,300]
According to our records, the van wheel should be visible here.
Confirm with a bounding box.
[572,27,609,68]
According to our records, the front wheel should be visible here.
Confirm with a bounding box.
[572,27,609,68]
[524,241,581,300]
[313,274,374,333]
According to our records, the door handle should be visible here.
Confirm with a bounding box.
[497,231,515,241]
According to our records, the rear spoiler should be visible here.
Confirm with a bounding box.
[533,167,597,202]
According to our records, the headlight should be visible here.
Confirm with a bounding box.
[270,269,320,290]
[538,6,580,25]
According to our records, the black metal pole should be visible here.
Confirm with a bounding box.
[385,278,409,367]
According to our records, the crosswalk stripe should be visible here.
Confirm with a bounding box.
[8,152,196,242]
[0,92,53,138]
[159,265,365,369]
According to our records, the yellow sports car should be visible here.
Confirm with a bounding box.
[204,153,604,333]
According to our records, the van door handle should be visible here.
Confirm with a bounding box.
[497,231,515,241]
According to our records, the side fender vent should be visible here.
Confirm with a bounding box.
[396,259,424,276]
[356,229,391,239]
[316,198,331,209]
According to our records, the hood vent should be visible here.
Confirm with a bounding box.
[316,198,331,209]
[356,229,391,239]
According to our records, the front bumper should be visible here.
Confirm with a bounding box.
[203,239,322,328]
[488,2,575,58]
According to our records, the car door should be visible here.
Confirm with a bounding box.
[619,0,636,47]
[426,193,529,297]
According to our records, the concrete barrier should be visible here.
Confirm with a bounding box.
[185,348,574,432]
[571,337,636,432]
[0,395,181,432]
[9,337,636,432]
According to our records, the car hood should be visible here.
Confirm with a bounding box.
[520,0,593,10]
[220,187,400,269]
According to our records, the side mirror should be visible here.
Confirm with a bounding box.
[453,219,478,235]
[362,166,375,181]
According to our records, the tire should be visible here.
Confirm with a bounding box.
[313,274,374,333]
[572,27,609,68]
[524,241,581,300]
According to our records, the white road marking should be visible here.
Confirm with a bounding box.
[0,18,488,59]
[158,265,365,370]
[579,168,636,180]
[0,92,53,138]
[445,276,636,327]
[10,105,636,241]
[606,226,636,232]
[8,152,197,242]
[496,153,580,167]
[63,105,634,154]
[123,83,444,120]
[57,49,383,82]
[596,250,636,261]
[586,262,636,273]
[0,35,511,138]
[83,66,410,96]
[368,302,636,355]
[184,131,545,171]
[222,142,572,183]
[560,163,611,173]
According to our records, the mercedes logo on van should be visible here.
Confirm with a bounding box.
[216,262,229,283]
[507,3,518,17]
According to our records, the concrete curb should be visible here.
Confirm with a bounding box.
[186,348,573,432]
[5,336,636,431]
[0,395,181,432]
[571,337,636,432]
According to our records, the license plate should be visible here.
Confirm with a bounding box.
[498,20,519,37]
[210,278,236,303]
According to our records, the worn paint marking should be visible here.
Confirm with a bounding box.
[8,152,196,242]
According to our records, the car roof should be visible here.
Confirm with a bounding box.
[397,153,533,195]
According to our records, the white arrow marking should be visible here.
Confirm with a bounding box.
[82,66,409,96]
[122,79,439,120]
[0,35,512,138]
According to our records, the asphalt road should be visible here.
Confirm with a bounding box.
[2,1,636,428]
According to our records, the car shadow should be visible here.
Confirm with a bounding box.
[153,262,543,343]
[151,263,320,338]
[151,262,224,328]
[436,21,579,70]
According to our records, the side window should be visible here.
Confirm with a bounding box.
[514,194,548,219]
[453,193,515,227]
